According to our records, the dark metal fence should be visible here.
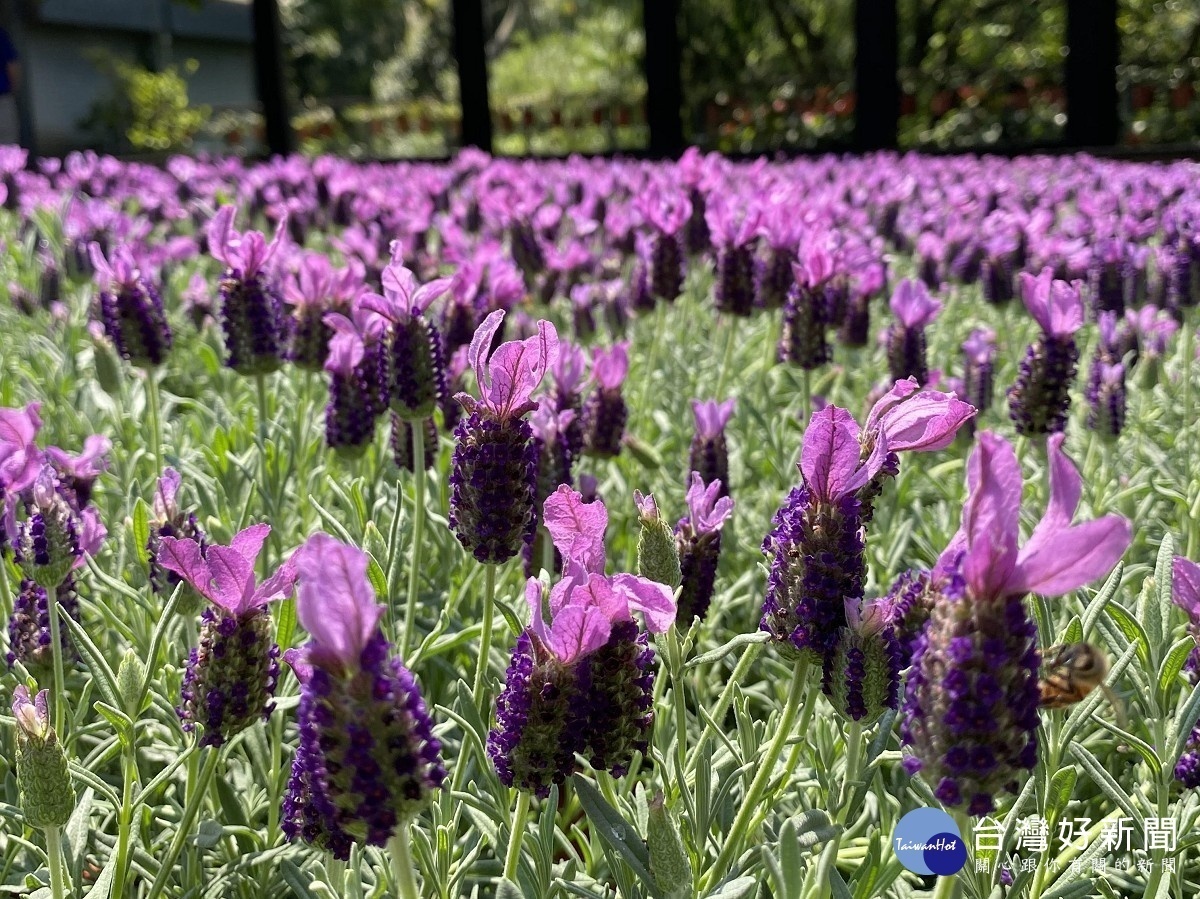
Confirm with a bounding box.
[251,0,1176,159]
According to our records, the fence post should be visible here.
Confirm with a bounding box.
[1065,0,1119,147]
[251,0,293,156]
[643,0,683,158]
[453,0,492,152]
[854,0,899,151]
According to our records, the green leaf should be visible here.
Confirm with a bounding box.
[195,819,224,849]
[496,596,524,638]
[58,610,122,710]
[366,554,389,601]
[496,880,524,899]
[1044,880,1099,899]
[685,632,769,670]
[1081,563,1123,637]
[132,498,151,566]
[138,581,185,709]
[1136,577,1163,665]
[63,787,93,890]
[1061,615,1083,646]
[572,775,658,896]
[1158,636,1194,701]
[1155,533,1175,633]
[1045,767,1077,822]
[1068,744,1141,825]
[1170,677,1200,761]
[275,596,297,651]
[280,860,321,899]
[1105,601,1148,662]
[83,847,117,899]
[93,701,134,745]
[704,876,757,898]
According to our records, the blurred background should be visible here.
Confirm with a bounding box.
[1,0,1196,159]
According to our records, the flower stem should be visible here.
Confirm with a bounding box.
[503,791,531,882]
[254,372,273,575]
[704,657,809,888]
[146,746,222,899]
[47,584,66,738]
[666,626,690,801]
[472,564,496,711]
[931,871,961,899]
[401,423,426,660]
[809,720,865,899]
[687,642,761,775]
[145,367,163,478]
[44,827,67,899]
[389,825,420,899]
[110,741,140,899]
[714,320,737,399]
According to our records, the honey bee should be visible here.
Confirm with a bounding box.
[1039,642,1126,728]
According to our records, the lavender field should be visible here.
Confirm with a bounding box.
[0,146,1198,899]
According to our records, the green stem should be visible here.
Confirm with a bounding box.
[110,742,139,899]
[146,367,163,478]
[44,827,66,899]
[267,711,283,843]
[704,658,809,888]
[47,585,66,738]
[931,870,961,899]
[667,627,690,799]
[0,553,11,626]
[472,565,496,710]
[503,791,531,882]
[255,373,273,576]
[714,320,737,399]
[800,369,812,427]
[809,720,865,899]
[401,423,426,659]
[389,825,420,899]
[146,747,222,899]
[688,642,761,774]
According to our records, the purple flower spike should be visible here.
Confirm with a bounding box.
[450,311,558,564]
[1086,361,1126,438]
[284,533,445,858]
[690,398,736,496]
[961,329,996,426]
[89,243,172,368]
[581,343,630,459]
[158,525,293,747]
[209,206,289,376]
[675,473,734,624]
[1008,270,1083,435]
[903,431,1131,815]
[1174,557,1200,624]
[886,280,941,384]
[489,488,672,795]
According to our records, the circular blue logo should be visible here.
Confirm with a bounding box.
[892,809,966,876]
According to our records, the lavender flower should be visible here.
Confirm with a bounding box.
[283,252,361,371]
[675,473,734,625]
[449,310,558,563]
[548,341,589,458]
[642,192,691,303]
[902,433,1131,815]
[885,280,942,385]
[827,598,904,724]
[282,533,445,858]
[488,487,674,795]
[580,343,629,459]
[89,243,172,367]
[779,247,834,370]
[208,205,289,376]
[7,576,81,671]
[323,302,388,457]
[145,467,208,600]
[961,328,996,427]
[1007,270,1083,435]
[689,398,735,497]
[761,384,973,676]
[158,525,295,747]
[361,257,453,421]
[15,468,104,589]
[707,203,760,316]
[1173,557,1200,786]
[1085,361,1125,438]
[0,403,45,500]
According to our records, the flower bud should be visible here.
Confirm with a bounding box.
[635,493,682,590]
[13,686,75,828]
[648,792,693,899]
[117,648,147,715]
